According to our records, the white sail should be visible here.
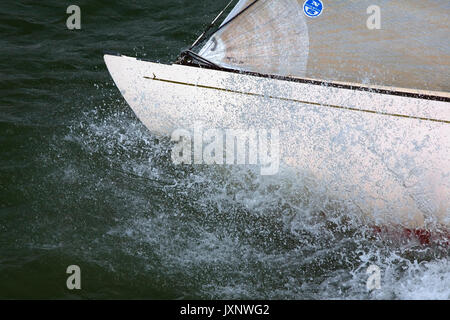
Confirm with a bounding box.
[199,0,309,78]
[199,0,450,92]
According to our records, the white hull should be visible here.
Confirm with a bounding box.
[104,54,450,229]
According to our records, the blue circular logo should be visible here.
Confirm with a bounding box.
[303,0,323,18]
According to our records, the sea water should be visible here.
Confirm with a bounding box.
[0,0,448,299]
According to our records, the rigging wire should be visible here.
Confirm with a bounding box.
[210,0,260,39]
[178,0,261,68]
[190,0,261,51]
[189,0,237,50]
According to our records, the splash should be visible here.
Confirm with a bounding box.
[55,89,449,299]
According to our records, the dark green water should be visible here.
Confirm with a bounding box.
[0,0,448,299]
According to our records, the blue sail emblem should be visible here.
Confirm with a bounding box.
[303,0,324,18]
